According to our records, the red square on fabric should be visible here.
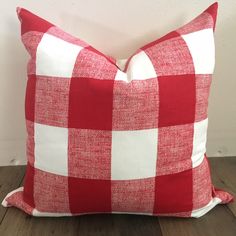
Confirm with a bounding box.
[72,47,117,80]
[141,31,180,50]
[158,74,196,127]
[111,178,155,213]
[23,163,35,208]
[205,2,218,31]
[144,36,194,76]
[68,129,112,179]
[112,78,159,130]
[34,168,70,213]
[157,123,193,175]
[25,75,36,122]
[192,157,212,210]
[22,32,44,75]
[195,74,212,122]
[68,178,111,214]
[18,8,53,35]
[68,77,114,130]
[35,76,70,127]
[154,169,193,214]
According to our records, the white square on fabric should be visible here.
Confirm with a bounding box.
[191,118,208,168]
[182,29,215,74]
[36,33,83,77]
[111,128,158,180]
[126,51,157,80]
[34,123,68,176]
[114,69,129,82]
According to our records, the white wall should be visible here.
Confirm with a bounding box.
[0,0,235,166]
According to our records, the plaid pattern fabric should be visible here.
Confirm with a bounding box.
[2,2,233,218]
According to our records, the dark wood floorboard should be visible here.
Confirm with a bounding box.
[0,210,163,236]
[0,207,82,236]
[0,166,25,223]
[0,157,235,236]
[159,205,236,236]
[209,157,236,217]
[78,214,162,236]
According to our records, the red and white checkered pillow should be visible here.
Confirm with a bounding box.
[2,2,233,217]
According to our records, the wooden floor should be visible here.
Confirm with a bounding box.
[0,157,235,236]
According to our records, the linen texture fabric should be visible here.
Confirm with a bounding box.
[2,2,233,218]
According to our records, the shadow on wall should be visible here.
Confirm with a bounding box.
[61,11,186,59]
[207,13,236,157]
[0,16,27,165]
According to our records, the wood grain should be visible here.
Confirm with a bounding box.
[0,166,25,223]
[159,205,236,236]
[209,157,236,217]
[0,210,163,236]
